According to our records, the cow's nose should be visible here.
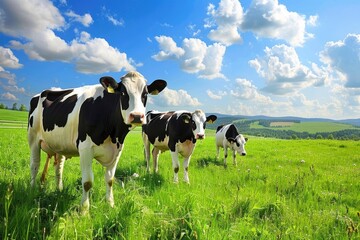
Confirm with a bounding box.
[129,113,145,124]
[196,134,204,139]
[241,152,247,156]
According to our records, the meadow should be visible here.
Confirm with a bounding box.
[0,109,359,239]
[249,121,358,134]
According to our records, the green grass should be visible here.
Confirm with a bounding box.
[250,121,357,134]
[0,112,359,239]
[0,109,28,128]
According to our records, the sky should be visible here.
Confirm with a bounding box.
[1,0,360,120]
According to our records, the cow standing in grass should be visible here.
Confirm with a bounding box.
[28,71,166,211]
[216,124,248,167]
[142,110,217,183]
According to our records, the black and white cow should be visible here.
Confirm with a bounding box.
[142,110,217,183]
[215,124,248,166]
[28,71,166,211]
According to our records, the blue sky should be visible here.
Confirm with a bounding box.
[1,0,360,119]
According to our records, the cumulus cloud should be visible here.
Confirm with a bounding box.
[153,36,226,79]
[1,92,18,101]
[320,34,360,88]
[230,78,272,104]
[206,0,244,46]
[249,44,327,95]
[65,11,93,27]
[241,0,311,46]
[207,89,227,99]
[0,0,135,74]
[0,47,22,69]
[149,88,201,107]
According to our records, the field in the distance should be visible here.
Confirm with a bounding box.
[0,110,359,239]
[250,120,358,134]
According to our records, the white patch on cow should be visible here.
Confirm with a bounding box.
[120,71,147,126]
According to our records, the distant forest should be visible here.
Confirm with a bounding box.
[209,118,360,140]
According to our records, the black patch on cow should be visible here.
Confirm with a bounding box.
[118,83,130,110]
[41,90,77,132]
[216,125,224,132]
[76,91,130,147]
[225,124,240,144]
[28,96,39,128]
[143,111,196,152]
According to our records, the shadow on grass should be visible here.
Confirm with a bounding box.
[196,157,224,168]
[0,179,78,239]
[114,162,165,195]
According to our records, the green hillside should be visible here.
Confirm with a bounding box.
[0,109,28,128]
[250,121,357,134]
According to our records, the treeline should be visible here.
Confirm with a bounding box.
[208,119,360,140]
[0,103,27,111]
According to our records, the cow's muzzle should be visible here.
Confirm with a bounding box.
[196,134,205,140]
[129,112,145,125]
[241,152,247,156]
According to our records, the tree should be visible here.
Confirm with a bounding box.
[0,103,5,109]
[19,104,27,111]
[12,103,17,111]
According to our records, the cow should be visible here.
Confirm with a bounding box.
[215,124,248,167]
[142,110,217,183]
[28,71,167,211]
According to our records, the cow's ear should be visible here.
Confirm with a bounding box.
[100,76,118,93]
[245,137,248,142]
[182,114,191,124]
[206,115,217,123]
[148,79,167,95]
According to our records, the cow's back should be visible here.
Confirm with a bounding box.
[28,85,104,157]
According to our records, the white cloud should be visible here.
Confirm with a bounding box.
[149,88,201,107]
[0,0,135,74]
[65,11,93,27]
[0,47,22,69]
[1,92,18,101]
[207,90,227,99]
[106,15,124,26]
[206,0,244,46]
[249,44,327,95]
[307,15,319,27]
[320,34,360,88]
[0,0,65,38]
[153,36,226,79]
[241,0,309,46]
[231,78,271,103]
[152,36,185,61]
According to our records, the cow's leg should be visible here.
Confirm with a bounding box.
[30,143,41,187]
[170,151,180,183]
[216,145,220,160]
[55,154,66,191]
[232,150,237,166]
[104,149,122,208]
[223,146,228,167]
[183,156,191,184]
[143,133,151,172]
[152,147,161,173]
[79,149,94,212]
[40,154,51,185]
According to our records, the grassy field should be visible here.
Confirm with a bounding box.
[0,111,359,239]
[250,121,358,134]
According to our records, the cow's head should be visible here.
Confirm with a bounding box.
[100,71,167,127]
[181,110,217,140]
[229,135,248,156]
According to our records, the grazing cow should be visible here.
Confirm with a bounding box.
[28,71,166,211]
[215,124,248,166]
[142,110,217,183]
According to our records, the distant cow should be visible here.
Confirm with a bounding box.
[142,110,217,183]
[28,71,166,211]
[215,124,248,166]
